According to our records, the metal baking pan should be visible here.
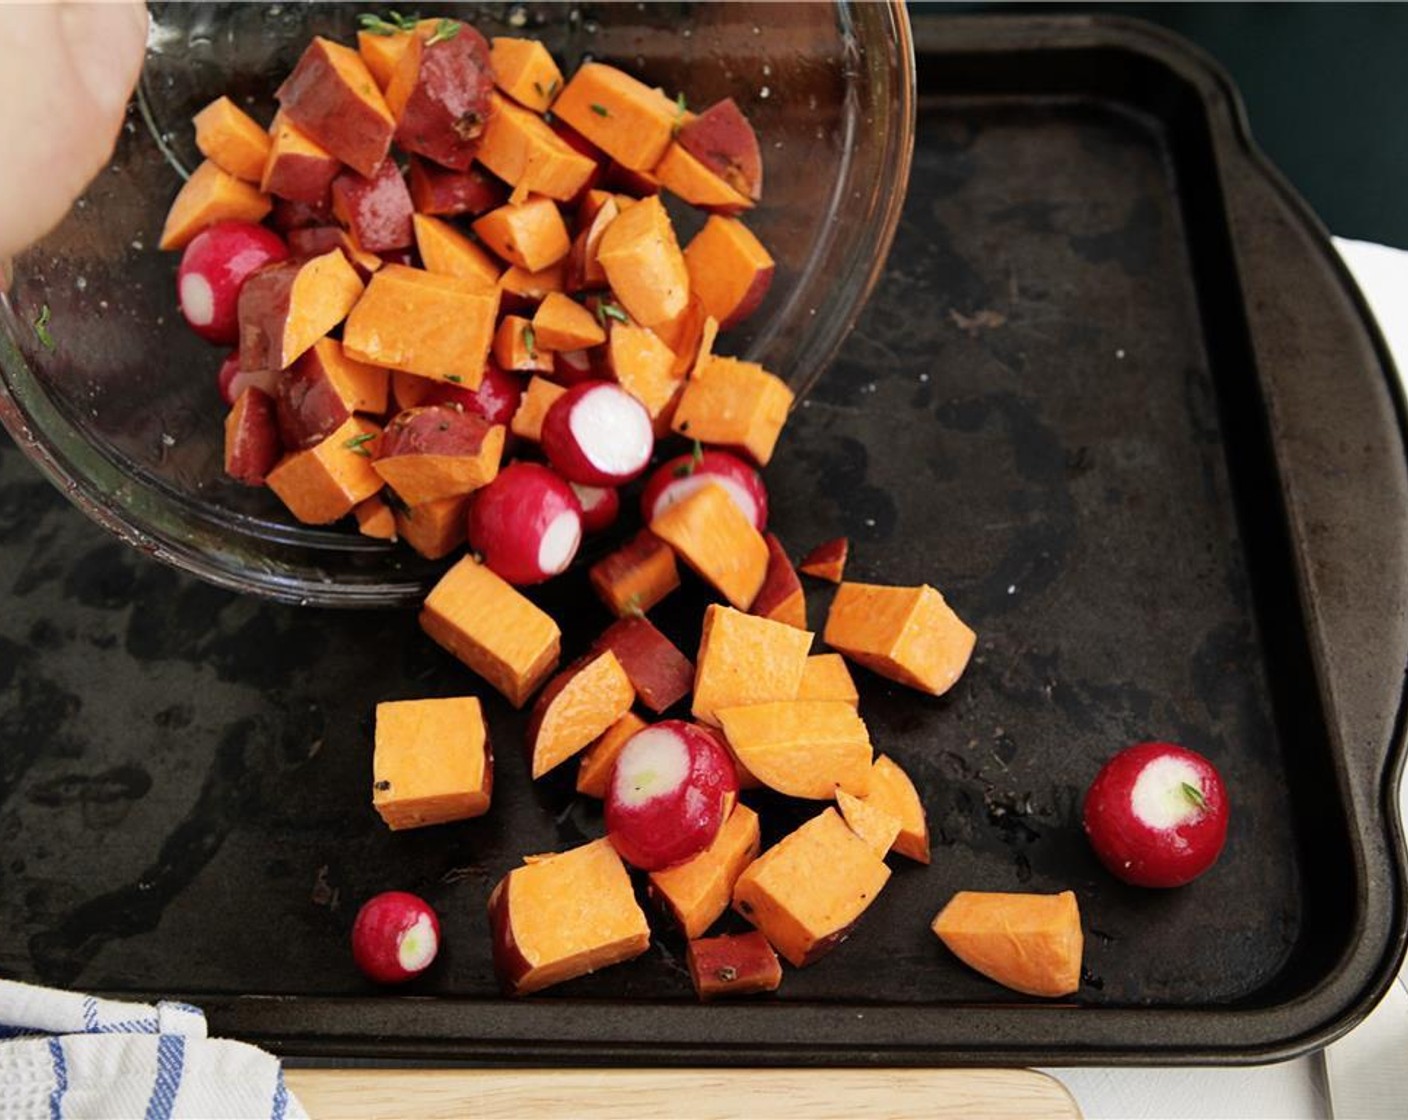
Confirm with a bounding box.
[1,14,1405,1066]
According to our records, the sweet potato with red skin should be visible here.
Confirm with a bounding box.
[752,532,806,630]
[592,616,694,714]
[376,407,504,506]
[380,404,495,458]
[525,650,634,779]
[270,196,333,233]
[407,156,505,216]
[237,250,364,372]
[331,160,414,253]
[563,196,619,293]
[276,339,389,449]
[687,932,781,1001]
[386,23,494,172]
[799,537,848,583]
[590,529,681,618]
[656,142,752,215]
[275,37,395,178]
[224,387,281,486]
[260,116,340,205]
[286,226,382,279]
[677,99,763,202]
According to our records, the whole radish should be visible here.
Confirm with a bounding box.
[541,381,654,487]
[468,462,583,585]
[178,221,289,346]
[1082,742,1230,888]
[351,891,441,984]
[641,449,768,531]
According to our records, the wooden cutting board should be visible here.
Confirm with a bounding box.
[285,1068,1081,1118]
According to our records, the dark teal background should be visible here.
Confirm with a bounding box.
[918,2,1408,246]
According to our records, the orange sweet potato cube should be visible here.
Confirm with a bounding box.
[476,93,595,203]
[373,697,491,829]
[357,28,415,91]
[656,141,753,215]
[489,838,651,996]
[193,96,272,183]
[732,808,891,967]
[412,213,502,287]
[533,292,605,351]
[796,653,859,707]
[650,483,769,611]
[420,556,561,707]
[589,530,680,618]
[576,711,649,799]
[605,323,680,419]
[473,196,572,272]
[824,582,976,697]
[265,416,383,524]
[343,264,499,386]
[751,532,806,630]
[525,651,635,779]
[260,114,341,204]
[683,214,775,329]
[671,354,793,466]
[160,160,273,251]
[394,494,471,560]
[354,494,397,540]
[691,604,812,727]
[799,536,848,583]
[373,424,505,506]
[499,262,565,309]
[862,754,930,864]
[510,375,568,442]
[596,194,689,328]
[296,336,390,416]
[835,787,901,860]
[493,315,554,374]
[716,700,872,800]
[238,250,365,371]
[649,803,761,939]
[932,891,1083,998]
[553,62,678,171]
[490,37,564,113]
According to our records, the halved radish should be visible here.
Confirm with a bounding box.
[351,890,441,984]
[553,348,595,386]
[421,361,524,427]
[178,221,289,346]
[541,381,654,487]
[468,462,583,585]
[570,483,620,533]
[1082,742,1230,888]
[605,720,738,871]
[216,351,280,407]
[640,449,768,531]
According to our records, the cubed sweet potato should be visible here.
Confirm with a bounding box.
[532,291,605,351]
[270,195,334,233]
[492,314,553,374]
[563,195,619,294]
[394,493,470,560]
[420,555,561,707]
[498,262,565,311]
[576,712,648,799]
[260,114,341,205]
[238,249,364,371]
[931,891,1083,998]
[407,156,505,217]
[799,536,848,583]
[490,838,651,996]
[835,787,901,860]
[553,62,679,171]
[655,141,752,215]
[276,336,389,448]
[193,96,272,183]
[331,159,414,253]
[592,616,693,714]
[717,700,872,800]
[385,21,494,171]
[604,322,681,420]
[824,582,976,697]
[286,226,383,278]
[650,483,769,611]
[683,215,774,329]
[596,194,689,328]
[526,650,635,779]
[676,98,763,202]
[357,26,416,91]
[373,697,492,829]
[589,530,680,618]
[751,533,806,630]
[411,213,501,287]
[276,36,395,177]
[160,160,272,251]
[490,37,563,113]
[265,415,383,524]
[509,375,567,442]
[374,405,504,505]
[691,604,811,727]
[472,196,571,272]
[862,755,930,864]
[686,931,781,1001]
[796,653,859,707]
[223,386,281,486]
[476,92,597,204]
[343,264,499,385]
[733,808,891,967]
[670,354,793,466]
[649,803,760,940]
[354,493,397,540]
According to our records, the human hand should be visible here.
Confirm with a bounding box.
[0,1,148,262]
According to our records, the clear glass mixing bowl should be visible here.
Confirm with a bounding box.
[0,1,914,606]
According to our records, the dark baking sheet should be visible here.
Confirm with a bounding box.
[1,14,1406,1065]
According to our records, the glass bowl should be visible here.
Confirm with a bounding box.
[0,1,914,607]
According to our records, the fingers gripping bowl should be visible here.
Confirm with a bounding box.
[0,2,915,607]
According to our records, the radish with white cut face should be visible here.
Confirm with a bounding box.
[351,891,441,984]
[605,721,739,871]
[541,381,654,487]
[1083,741,1229,888]
[177,221,289,346]
[468,462,583,585]
[570,482,620,533]
[640,449,769,532]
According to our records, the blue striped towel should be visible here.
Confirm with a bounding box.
[0,980,305,1119]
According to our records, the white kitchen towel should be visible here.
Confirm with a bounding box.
[0,979,307,1120]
